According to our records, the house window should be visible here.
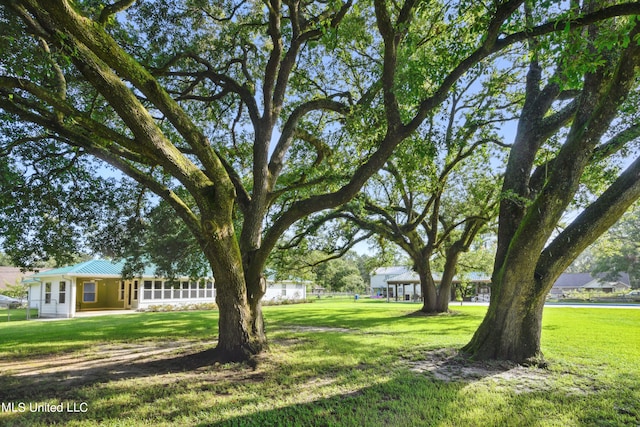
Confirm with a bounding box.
[282,284,287,296]
[190,281,197,298]
[45,282,52,304]
[143,281,152,299]
[119,281,126,301]
[59,281,66,304]
[181,281,189,299]
[154,281,162,299]
[133,281,139,300]
[83,282,97,303]
[206,281,213,298]
[164,281,173,299]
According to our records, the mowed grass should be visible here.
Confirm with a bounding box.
[0,300,637,426]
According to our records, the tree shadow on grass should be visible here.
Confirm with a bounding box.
[0,340,253,402]
[0,348,469,427]
[201,366,640,427]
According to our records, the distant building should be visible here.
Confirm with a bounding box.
[581,278,630,293]
[311,286,327,295]
[264,280,308,302]
[24,259,216,318]
[549,273,593,297]
[369,266,411,297]
[549,272,630,297]
[0,267,24,289]
[369,267,490,301]
[25,259,309,318]
[0,267,43,291]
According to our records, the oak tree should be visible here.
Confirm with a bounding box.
[337,72,513,313]
[464,2,640,363]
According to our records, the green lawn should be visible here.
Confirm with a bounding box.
[0,307,40,323]
[0,300,638,426]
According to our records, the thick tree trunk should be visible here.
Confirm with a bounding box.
[462,269,547,364]
[464,161,640,365]
[436,249,460,313]
[435,281,452,313]
[246,274,267,350]
[214,278,267,361]
[215,271,259,361]
[239,216,269,358]
[418,263,438,313]
[415,253,458,313]
[205,232,267,362]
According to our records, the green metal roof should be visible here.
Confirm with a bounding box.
[31,259,158,278]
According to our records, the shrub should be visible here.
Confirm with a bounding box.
[139,302,218,312]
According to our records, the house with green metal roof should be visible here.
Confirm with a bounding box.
[25,259,215,318]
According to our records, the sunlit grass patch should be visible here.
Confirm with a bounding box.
[0,307,38,322]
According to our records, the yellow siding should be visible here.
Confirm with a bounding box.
[77,279,124,311]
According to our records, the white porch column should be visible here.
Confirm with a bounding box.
[69,278,77,318]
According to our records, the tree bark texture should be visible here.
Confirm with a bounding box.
[435,250,459,313]
[201,219,268,360]
[417,263,438,313]
[462,268,548,363]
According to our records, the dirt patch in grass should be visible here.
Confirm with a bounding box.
[0,340,214,377]
[404,348,611,397]
[405,310,466,318]
[405,348,556,394]
[279,326,354,333]
[0,339,273,402]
